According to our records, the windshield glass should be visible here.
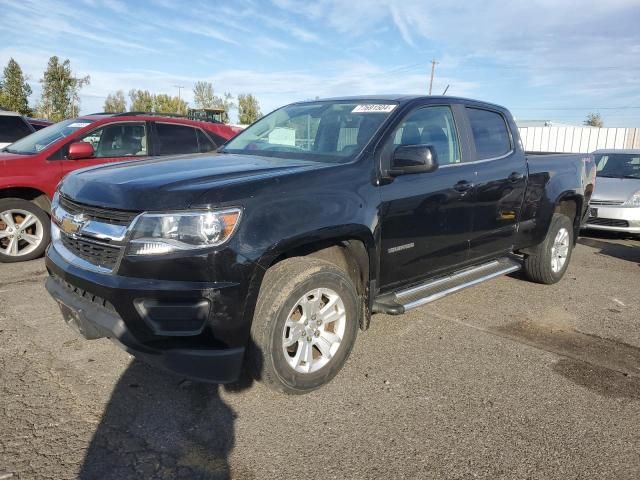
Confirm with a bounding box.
[595,153,640,179]
[4,118,95,154]
[222,101,397,163]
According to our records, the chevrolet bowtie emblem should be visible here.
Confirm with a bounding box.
[61,213,89,235]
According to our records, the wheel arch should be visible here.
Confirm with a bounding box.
[247,227,377,331]
[0,187,51,214]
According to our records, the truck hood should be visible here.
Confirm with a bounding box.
[59,153,329,210]
[593,176,640,203]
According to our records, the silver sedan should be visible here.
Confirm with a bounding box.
[585,149,640,235]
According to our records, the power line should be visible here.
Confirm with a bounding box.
[511,106,640,110]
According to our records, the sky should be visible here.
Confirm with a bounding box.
[1,0,639,126]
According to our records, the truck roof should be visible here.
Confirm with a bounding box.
[304,95,509,111]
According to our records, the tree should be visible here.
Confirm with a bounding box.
[38,56,89,121]
[193,81,235,123]
[128,89,155,112]
[0,58,32,115]
[103,90,127,113]
[237,93,261,124]
[584,113,603,127]
[193,81,216,109]
[213,92,235,123]
[154,93,188,114]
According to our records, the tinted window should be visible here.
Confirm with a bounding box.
[196,129,216,153]
[387,106,461,165]
[156,123,199,155]
[78,123,147,158]
[0,115,32,143]
[467,108,511,160]
[30,123,48,131]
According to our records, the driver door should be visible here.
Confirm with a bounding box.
[378,105,476,290]
[61,122,148,175]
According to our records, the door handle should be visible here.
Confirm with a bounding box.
[453,180,474,192]
[508,172,524,182]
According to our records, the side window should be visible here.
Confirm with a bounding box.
[467,108,511,160]
[156,123,199,155]
[0,116,33,143]
[77,123,147,158]
[196,129,216,153]
[387,106,461,165]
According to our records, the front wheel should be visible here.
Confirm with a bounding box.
[523,213,574,284]
[0,198,51,263]
[248,257,359,394]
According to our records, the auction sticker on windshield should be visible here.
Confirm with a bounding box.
[352,104,396,113]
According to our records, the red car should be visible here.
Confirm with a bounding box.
[0,113,238,262]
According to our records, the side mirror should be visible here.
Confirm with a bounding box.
[389,144,438,176]
[68,141,94,160]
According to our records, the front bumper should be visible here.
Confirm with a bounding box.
[583,205,640,234]
[45,244,249,383]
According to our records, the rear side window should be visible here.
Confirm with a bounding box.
[467,108,511,160]
[156,123,199,155]
[0,116,32,143]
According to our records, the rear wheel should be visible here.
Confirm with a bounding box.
[523,213,574,284]
[0,198,50,263]
[248,257,359,394]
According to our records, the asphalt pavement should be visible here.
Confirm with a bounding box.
[1,232,639,479]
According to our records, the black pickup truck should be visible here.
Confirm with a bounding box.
[45,96,595,393]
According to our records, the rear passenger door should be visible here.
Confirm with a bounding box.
[465,107,527,261]
[152,123,216,155]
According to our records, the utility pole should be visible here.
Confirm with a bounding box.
[428,59,438,95]
[173,85,185,101]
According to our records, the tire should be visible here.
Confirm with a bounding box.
[523,213,574,284]
[0,198,51,263]
[248,257,359,394]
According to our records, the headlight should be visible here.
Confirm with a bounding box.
[624,190,640,207]
[127,208,242,256]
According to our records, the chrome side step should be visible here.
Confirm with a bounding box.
[373,257,521,315]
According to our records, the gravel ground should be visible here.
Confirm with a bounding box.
[0,232,639,480]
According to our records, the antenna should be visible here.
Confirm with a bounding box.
[442,85,450,95]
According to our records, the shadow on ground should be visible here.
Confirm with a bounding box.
[79,348,260,480]
[578,232,640,265]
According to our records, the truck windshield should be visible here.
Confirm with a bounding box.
[595,153,640,179]
[222,101,397,163]
[3,118,95,155]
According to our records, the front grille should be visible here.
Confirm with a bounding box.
[50,272,116,312]
[587,218,629,227]
[59,195,139,226]
[590,199,624,206]
[61,234,122,269]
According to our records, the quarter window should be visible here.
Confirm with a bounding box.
[196,129,216,153]
[467,108,511,160]
[387,106,461,165]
